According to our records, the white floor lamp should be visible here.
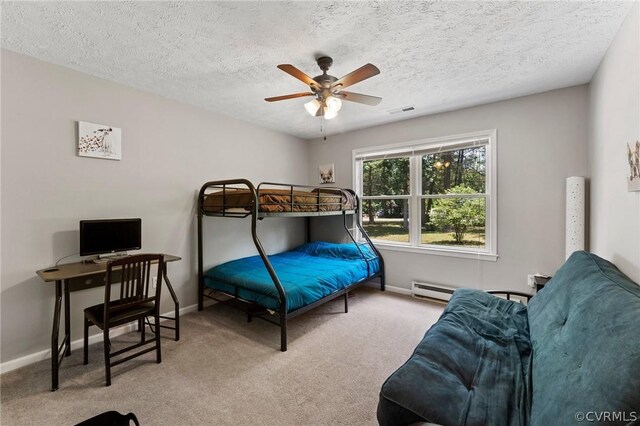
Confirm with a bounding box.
[566,176,586,259]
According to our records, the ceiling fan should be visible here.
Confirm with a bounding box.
[265,56,381,120]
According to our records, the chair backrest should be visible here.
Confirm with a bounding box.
[104,254,164,321]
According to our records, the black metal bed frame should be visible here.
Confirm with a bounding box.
[486,290,534,303]
[197,179,385,351]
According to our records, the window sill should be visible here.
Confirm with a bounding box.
[372,242,499,261]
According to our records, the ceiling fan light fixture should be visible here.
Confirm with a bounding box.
[267,57,381,122]
[304,99,322,116]
[323,108,338,120]
[325,96,342,113]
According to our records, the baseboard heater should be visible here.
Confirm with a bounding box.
[411,281,455,302]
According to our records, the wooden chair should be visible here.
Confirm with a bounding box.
[83,254,164,386]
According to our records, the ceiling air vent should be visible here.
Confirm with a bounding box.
[388,105,416,115]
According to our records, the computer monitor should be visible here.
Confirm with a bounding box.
[79,218,142,257]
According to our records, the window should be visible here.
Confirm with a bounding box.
[354,130,497,260]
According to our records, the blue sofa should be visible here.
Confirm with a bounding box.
[377,251,640,425]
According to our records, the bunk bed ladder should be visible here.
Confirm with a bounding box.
[342,212,385,291]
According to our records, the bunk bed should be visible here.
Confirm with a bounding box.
[197,179,385,351]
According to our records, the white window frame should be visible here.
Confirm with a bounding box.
[353,129,498,261]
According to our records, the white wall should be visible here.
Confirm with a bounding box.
[308,86,589,293]
[588,3,640,283]
[0,50,308,364]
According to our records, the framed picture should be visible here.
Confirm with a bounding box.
[78,121,122,160]
[319,163,335,184]
[628,140,640,192]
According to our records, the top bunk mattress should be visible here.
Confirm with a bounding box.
[202,187,356,214]
[204,241,380,312]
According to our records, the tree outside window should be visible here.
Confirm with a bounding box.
[421,146,486,248]
[362,157,410,243]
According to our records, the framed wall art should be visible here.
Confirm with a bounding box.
[319,163,335,184]
[78,121,122,160]
[628,140,640,192]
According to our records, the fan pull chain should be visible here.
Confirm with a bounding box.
[321,116,327,141]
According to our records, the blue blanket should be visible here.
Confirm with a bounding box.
[378,289,532,426]
[204,241,380,312]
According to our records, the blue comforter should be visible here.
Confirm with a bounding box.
[378,289,532,425]
[204,241,380,312]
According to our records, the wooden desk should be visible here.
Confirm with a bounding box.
[36,254,181,391]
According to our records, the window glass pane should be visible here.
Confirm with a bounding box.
[362,158,410,196]
[422,146,486,195]
[421,197,485,248]
[362,198,410,244]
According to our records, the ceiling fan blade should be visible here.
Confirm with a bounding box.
[277,64,318,88]
[332,63,380,90]
[337,91,382,106]
[265,92,315,102]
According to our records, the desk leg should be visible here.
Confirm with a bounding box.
[64,280,71,356]
[163,270,180,341]
[51,280,63,391]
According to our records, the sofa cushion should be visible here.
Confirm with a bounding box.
[378,289,532,426]
[527,251,640,426]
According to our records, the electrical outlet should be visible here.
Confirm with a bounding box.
[527,274,536,288]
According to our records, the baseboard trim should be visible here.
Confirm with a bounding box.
[384,284,413,296]
[362,281,412,296]
[0,303,199,375]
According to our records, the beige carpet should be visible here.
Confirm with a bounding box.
[0,288,444,425]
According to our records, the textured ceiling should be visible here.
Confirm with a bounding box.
[1,1,634,139]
